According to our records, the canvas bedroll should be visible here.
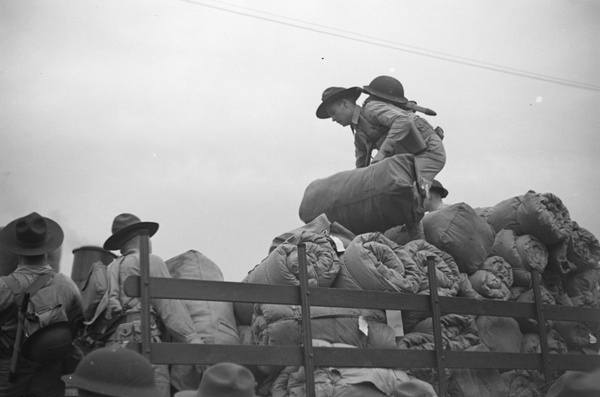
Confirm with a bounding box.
[299,154,426,235]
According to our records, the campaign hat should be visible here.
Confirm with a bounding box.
[103,213,158,251]
[0,212,63,256]
[316,86,362,119]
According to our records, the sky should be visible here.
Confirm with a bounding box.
[1,0,599,283]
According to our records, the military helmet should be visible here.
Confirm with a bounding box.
[362,75,408,104]
[22,321,77,365]
[62,346,160,397]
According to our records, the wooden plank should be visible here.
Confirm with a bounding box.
[127,343,600,371]
[544,304,600,323]
[124,276,301,305]
[125,277,600,322]
[438,296,536,318]
[547,354,600,371]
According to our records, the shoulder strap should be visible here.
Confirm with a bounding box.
[0,271,56,325]
[16,271,57,306]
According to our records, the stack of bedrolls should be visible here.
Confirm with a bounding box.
[170,157,599,397]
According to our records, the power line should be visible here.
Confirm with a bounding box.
[177,0,600,92]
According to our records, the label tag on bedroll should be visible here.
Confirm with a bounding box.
[331,236,345,253]
[358,316,368,336]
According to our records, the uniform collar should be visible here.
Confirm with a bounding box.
[351,104,362,127]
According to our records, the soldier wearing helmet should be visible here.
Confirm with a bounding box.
[0,212,82,397]
[63,346,161,397]
[316,76,446,184]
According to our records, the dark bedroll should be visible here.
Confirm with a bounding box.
[124,236,600,396]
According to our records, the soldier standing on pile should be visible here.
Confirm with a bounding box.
[100,213,204,397]
[316,75,446,185]
[0,212,82,397]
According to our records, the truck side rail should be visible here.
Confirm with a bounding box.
[124,238,600,396]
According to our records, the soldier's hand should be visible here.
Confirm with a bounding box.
[372,151,386,164]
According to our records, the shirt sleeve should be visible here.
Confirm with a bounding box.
[57,274,83,322]
[354,136,369,168]
[363,101,412,155]
[0,279,16,313]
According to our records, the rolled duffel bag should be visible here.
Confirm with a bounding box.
[479,255,514,288]
[468,269,510,300]
[233,230,341,325]
[332,232,421,293]
[492,229,548,287]
[299,154,426,235]
[566,221,600,272]
[269,213,355,255]
[165,250,240,391]
[486,191,573,245]
[165,250,239,344]
[422,202,496,275]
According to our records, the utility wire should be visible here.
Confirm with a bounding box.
[177,0,600,92]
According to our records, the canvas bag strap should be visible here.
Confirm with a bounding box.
[0,271,56,325]
[19,271,57,305]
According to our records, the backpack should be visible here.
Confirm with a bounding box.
[1,271,67,340]
[80,260,110,324]
[79,257,126,343]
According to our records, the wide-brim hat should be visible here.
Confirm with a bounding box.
[430,179,448,198]
[362,75,408,105]
[103,213,159,251]
[0,212,64,256]
[22,321,77,364]
[175,362,257,397]
[316,86,362,119]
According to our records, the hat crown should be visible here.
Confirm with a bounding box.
[0,212,63,256]
[321,87,347,102]
[15,212,49,247]
[197,363,256,397]
[363,75,407,104]
[111,213,143,235]
[66,347,159,397]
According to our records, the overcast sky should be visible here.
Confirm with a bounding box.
[1,0,599,282]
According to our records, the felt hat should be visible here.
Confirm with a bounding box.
[316,86,362,119]
[0,212,64,256]
[174,362,257,397]
[62,346,160,397]
[103,213,158,251]
[429,179,448,198]
[363,75,408,105]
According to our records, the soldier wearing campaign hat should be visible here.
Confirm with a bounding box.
[100,213,205,397]
[316,75,446,185]
[0,212,82,397]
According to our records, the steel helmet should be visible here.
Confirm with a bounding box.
[362,75,408,104]
[21,321,77,365]
[62,346,160,397]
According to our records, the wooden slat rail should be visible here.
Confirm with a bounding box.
[124,247,600,396]
[124,276,600,321]
[123,275,600,371]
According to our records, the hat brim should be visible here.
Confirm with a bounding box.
[0,218,64,256]
[22,321,77,362]
[362,86,408,105]
[316,87,362,119]
[431,187,448,198]
[103,222,159,251]
[174,391,197,397]
[62,373,161,397]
